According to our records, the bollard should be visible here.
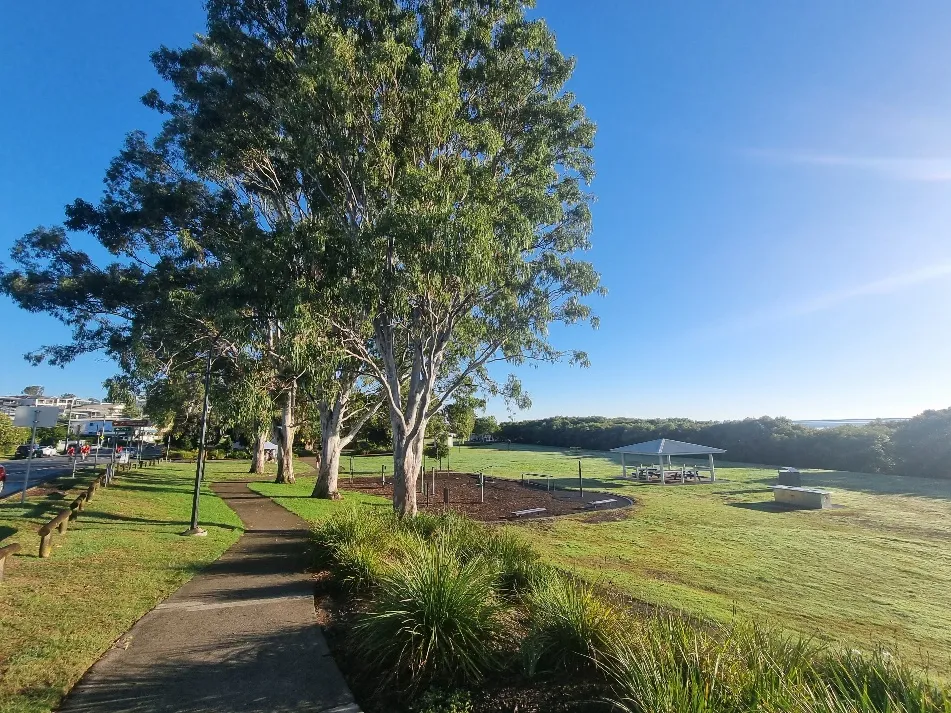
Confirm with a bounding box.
[0,543,22,581]
[39,532,53,558]
[443,487,450,504]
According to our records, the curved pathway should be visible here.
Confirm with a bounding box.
[58,481,360,713]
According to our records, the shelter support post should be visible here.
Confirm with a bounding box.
[709,453,716,482]
[621,452,626,478]
[659,454,665,485]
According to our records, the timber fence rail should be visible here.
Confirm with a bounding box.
[0,456,163,578]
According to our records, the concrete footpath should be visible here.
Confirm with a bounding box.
[58,481,361,713]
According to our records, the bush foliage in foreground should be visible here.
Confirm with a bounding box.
[313,510,950,711]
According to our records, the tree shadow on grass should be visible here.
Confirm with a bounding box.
[727,501,799,513]
[718,488,771,496]
[76,511,240,531]
[0,524,16,540]
[742,471,951,502]
[803,470,951,501]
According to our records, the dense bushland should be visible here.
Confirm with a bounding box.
[497,408,951,477]
[313,510,949,712]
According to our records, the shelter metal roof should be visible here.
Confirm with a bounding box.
[610,438,726,456]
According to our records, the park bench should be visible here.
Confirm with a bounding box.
[586,498,616,508]
[0,542,21,582]
[511,507,547,517]
[772,485,831,510]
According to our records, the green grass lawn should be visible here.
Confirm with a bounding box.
[0,460,289,713]
[284,444,951,674]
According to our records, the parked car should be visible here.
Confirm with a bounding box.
[0,464,5,495]
[13,444,56,459]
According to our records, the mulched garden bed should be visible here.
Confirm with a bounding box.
[314,574,622,713]
[340,470,633,521]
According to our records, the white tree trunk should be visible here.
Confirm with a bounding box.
[391,416,426,517]
[314,434,342,498]
[311,388,382,499]
[275,382,296,484]
[248,430,268,473]
[313,402,342,499]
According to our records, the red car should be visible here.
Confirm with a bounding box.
[0,464,6,495]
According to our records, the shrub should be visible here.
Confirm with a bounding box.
[414,688,474,713]
[354,541,504,686]
[229,449,251,459]
[521,571,619,676]
[206,449,226,460]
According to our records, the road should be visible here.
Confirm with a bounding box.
[0,453,108,499]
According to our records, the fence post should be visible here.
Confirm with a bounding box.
[39,533,53,558]
[579,460,583,499]
[443,487,450,505]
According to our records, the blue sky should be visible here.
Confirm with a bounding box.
[2,2,951,421]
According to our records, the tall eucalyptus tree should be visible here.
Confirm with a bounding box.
[148,0,602,515]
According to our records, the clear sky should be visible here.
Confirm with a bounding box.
[2,2,951,421]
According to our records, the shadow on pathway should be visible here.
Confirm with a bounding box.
[57,481,360,713]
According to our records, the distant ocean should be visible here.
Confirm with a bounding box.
[794,419,909,429]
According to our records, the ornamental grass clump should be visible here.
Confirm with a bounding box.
[813,647,950,713]
[520,570,620,676]
[314,510,409,591]
[468,528,543,595]
[601,617,807,713]
[354,540,505,687]
[601,616,951,713]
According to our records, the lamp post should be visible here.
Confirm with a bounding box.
[185,351,213,536]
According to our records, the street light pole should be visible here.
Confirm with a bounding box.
[19,410,40,503]
[186,351,213,535]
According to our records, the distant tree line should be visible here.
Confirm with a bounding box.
[497,409,951,478]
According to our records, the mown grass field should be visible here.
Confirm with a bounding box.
[0,460,309,713]
[280,444,951,675]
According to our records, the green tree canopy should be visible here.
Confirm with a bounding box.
[147,0,601,514]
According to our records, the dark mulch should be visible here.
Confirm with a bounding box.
[341,471,633,522]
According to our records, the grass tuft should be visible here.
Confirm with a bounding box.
[354,540,504,687]
[521,570,620,676]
